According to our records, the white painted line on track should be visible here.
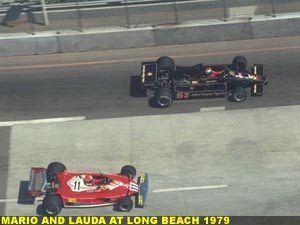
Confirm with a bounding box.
[153,184,228,193]
[0,197,43,203]
[0,116,86,127]
[0,198,18,203]
[200,106,226,112]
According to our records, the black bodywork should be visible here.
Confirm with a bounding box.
[140,56,268,107]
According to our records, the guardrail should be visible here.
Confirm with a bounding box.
[0,0,300,34]
[0,0,164,8]
[0,0,178,14]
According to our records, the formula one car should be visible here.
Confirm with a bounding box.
[140,56,268,107]
[27,162,148,216]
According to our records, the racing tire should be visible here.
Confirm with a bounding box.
[121,165,136,179]
[154,87,173,108]
[46,162,66,182]
[232,87,247,102]
[157,56,175,72]
[116,197,133,212]
[42,194,63,216]
[232,56,247,71]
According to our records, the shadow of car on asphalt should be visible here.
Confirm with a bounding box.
[129,75,147,98]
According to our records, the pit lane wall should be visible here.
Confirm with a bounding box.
[0,14,300,56]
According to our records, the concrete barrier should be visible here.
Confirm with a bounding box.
[252,16,300,38]
[0,13,299,56]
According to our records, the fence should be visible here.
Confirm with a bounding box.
[0,0,300,34]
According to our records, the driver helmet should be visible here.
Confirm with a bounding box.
[84,174,93,183]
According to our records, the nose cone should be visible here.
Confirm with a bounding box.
[129,182,139,193]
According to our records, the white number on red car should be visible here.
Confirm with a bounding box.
[67,176,86,192]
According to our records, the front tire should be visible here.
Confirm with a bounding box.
[43,195,62,216]
[116,197,133,212]
[121,165,136,179]
[154,87,173,108]
[232,56,247,71]
[232,87,247,102]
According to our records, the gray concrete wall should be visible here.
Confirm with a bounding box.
[0,15,300,56]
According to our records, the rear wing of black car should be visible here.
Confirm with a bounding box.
[253,64,264,76]
[251,64,267,96]
[141,62,157,87]
[136,172,149,208]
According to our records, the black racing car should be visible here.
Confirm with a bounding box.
[140,56,268,107]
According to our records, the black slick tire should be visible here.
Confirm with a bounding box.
[46,162,66,182]
[116,197,133,212]
[232,56,247,71]
[43,194,63,216]
[154,87,173,108]
[121,165,137,179]
[232,87,247,102]
[157,56,175,72]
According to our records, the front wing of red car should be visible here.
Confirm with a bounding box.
[136,172,149,208]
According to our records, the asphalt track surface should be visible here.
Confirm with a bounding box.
[0,36,300,121]
[0,35,300,216]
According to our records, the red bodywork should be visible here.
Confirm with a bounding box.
[28,167,140,208]
[54,171,139,207]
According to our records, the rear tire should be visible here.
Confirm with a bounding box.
[232,87,247,102]
[232,56,247,71]
[154,87,173,108]
[121,165,136,179]
[157,56,175,72]
[46,162,66,182]
[116,197,133,212]
[43,194,62,216]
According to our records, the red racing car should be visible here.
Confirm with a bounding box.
[27,162,148,216]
